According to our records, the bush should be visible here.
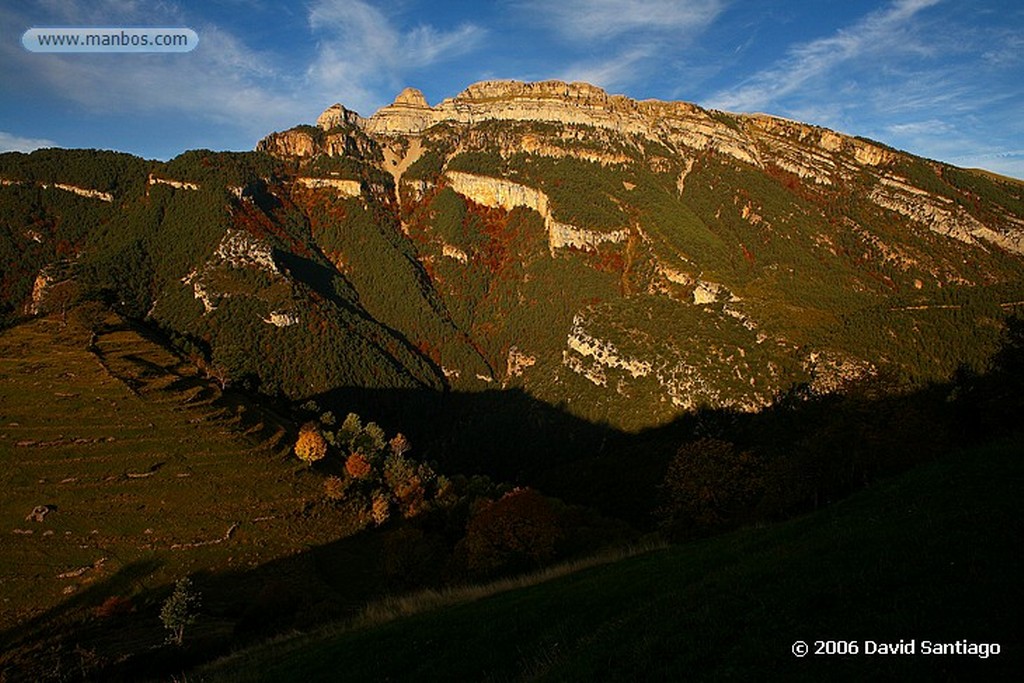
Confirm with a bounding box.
[460,488,562,577]
[323,475,348,501]
[345,452,372,479]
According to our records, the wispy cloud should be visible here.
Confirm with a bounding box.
[1,1,303,136]
[306,0,486,112]
[708,0,942,113]
[0,131,58,153]
[558,47,656,91]
[3,0,486,143]
[520,0,726,40]
[519,0,727,93]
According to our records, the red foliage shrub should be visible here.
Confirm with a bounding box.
[657,438,765,538]
[94,595,133,619]
[345,452,372,479]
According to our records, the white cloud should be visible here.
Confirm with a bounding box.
[1,1,304,137]
[0,131,58,153]
[521,0,726,40]
[707,0,942,113]
[3,0,486,144]
[306,0,486,113]
[517,0,727,94]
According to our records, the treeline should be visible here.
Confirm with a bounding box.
[0,148,152,197]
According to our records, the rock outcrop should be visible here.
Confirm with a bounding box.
[148,175,199,191]
[870,174,1024,254]
[316,103,364,130]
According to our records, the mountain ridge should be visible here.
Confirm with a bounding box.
[4,79,1024,429]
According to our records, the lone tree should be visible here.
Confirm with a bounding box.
[160,577,201,646]
[295,422,328,466]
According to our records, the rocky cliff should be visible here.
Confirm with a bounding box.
[244,79,1024,426]
[290,80,1022,257]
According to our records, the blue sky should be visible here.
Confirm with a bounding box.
[1,0,1022,178]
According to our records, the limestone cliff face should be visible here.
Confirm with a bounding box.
[279,80,1020,263]
[357,80,762,167]
[444,170,629,252]
[183,229,282,314]
[1,177,114,202]
[257,128,318,158]
[257,113,379,160]
[294,177,362,197]
[346,80,912,175]
[869,174,1024,255]
[316,103,364,130]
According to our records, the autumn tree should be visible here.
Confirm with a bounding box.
[371,492,391,526]
[389,432,411,457]
[345,452,372,479]
[323,475,347,501]
[294,422,328,466]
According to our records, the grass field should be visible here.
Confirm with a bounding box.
[0,314,373,678]
[201,435,1022,682]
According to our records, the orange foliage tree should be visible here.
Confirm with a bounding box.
[294,422,328,466]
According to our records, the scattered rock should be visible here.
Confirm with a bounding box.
[26,505,53,523]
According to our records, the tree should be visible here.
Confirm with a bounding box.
[160,577,201,646]
[389,432,411,457]
[294,422,328,466]
[345,452,372,479]
[461,488,562,577]
[657,438,765,538]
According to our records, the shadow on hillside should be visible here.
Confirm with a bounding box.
[3,319,1022,681]
[0,559,163,673]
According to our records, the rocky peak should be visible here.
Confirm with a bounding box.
[317,103,364,131]
[393,87,430,108]
[362,86,440,136]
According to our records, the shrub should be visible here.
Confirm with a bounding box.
[94,595,133,619]
[371,493,391,526]
[389,432,411,457]
[323,475,348,501]
[461,487,562,577]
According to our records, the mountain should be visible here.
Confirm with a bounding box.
[3,80,1024,431]
[3,80,1024,682]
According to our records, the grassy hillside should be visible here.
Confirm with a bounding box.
[0,312,369,677]
[202,435,1022,682]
